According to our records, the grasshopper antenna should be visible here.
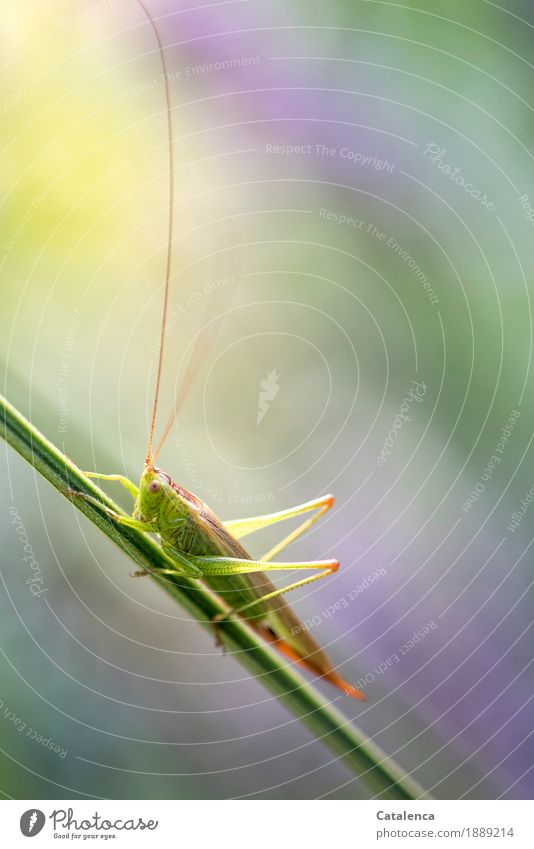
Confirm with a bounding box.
[151,238,235,464]
[151,294,220,464]
[132,0,175,466]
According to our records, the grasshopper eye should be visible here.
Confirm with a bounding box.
[149,480,161,493]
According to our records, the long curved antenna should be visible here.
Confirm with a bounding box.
[151,230,236,462]
[151,295,222,464]
[132,0,175,465]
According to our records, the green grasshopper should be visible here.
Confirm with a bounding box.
[72,0,364,701]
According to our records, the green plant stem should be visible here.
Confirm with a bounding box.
[1,392,430,800]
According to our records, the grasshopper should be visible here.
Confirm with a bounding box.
[72,0,364,701]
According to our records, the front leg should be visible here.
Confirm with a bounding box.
[67,492,203,583]
[66,490,156,533]
[84,472,139,500]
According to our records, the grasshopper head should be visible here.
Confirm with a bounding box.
[134,465,171,521]
[135,464,204,526]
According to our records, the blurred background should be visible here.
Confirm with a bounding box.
[1,0,533,799]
